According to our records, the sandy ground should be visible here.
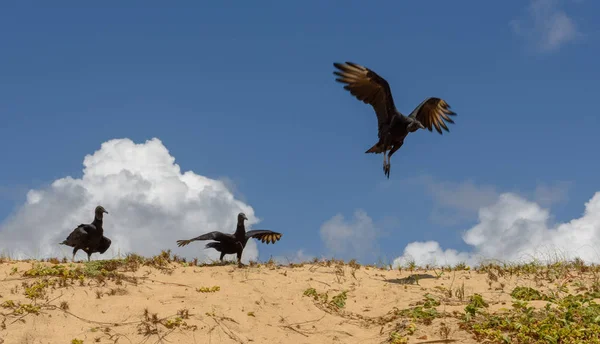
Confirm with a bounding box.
[0,259,596,344]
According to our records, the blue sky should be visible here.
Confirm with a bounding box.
[1,1,599,265]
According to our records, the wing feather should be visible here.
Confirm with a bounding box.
[176,231,233,247]
[61,224,96,247]
[408,97,457,134]
[245,230,283,244]
[333,62,398,137]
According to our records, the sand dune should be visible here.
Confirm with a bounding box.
[1,254,599,343]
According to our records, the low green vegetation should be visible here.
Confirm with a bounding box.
[460,292,600,343]
[300,257,600,343]
[396,293,443,325]
[303,287,348,310]
[196,286,220,293]
[450,257,600,343]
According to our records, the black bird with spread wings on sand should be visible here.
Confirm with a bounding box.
[176,212,282,267]
[60,205,112,262]
[333,61,458,178]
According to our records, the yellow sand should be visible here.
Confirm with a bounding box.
[0,259,595,344]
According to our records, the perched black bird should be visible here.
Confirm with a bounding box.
[176,212,282,267]
[333,61,457,178]
[60,205,112,262]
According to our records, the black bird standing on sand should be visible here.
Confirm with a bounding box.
[333,61,458,178]
[60,205,112,262]
[176,212,282,267]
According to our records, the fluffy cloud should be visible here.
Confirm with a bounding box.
[510,0,582,52]
[0,138,263,263]
[393,191,600,268]
[402,175,571,226]
[320,209,379,262]
[417,176,499,226]
[534,181,571,207]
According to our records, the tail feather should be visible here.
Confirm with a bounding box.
[365,143,385,154]
[205,242,221,250]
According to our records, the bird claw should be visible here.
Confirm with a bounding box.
[383,162,390,179]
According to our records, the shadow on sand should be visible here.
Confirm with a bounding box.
[383,273,437,285]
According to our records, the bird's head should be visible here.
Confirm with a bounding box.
[408,119,425,132]
[238,212,248,222]
[95,205,108,219]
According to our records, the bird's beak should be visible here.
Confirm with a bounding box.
[243,215,248,220]
[104,210,109,214]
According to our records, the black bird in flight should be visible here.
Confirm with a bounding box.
[60,205,112,262]
[176,212,282,267]
[333,61,457,178]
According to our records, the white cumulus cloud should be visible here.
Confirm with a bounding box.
[416,176,499,226]
[320,209,379,262]
[398,175,571,227]
[0,138,264,263]
[394,191,600,268]
[510,0,582,52]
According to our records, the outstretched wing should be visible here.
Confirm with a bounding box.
[176,231,233,247]
[245,230,282,244]
[333,62,398,137]
[408,97,457,134]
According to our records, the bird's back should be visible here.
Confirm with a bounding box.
[389,116,410,139]
[61,225,91,247]
[62,223,104,248]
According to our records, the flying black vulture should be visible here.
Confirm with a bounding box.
[176,212,282,267]
[333,61,458,178]
[60,205,112,262]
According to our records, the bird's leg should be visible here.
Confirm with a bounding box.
[237,251,244,268]
[383,149,391,178]
[384,143,403,179]
[72,248,78,263]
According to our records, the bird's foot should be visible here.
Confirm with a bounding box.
[237,262,246,268]
[383,162,391,179]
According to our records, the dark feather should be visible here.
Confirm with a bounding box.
[97,236,112,254]
[176,231,234,247]
[61,228,111,255]
[60,205,111,261]
[245,230,283,244]
[175,212,283,267]
[205,241,222,250]
[333,62,398,138]
[408,97,457,134]
[333,61,458,178]
[61,224,96,247]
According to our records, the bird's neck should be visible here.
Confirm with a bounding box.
[390,112,407,127]
[234,223,246,238]
[92,216,104,232]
